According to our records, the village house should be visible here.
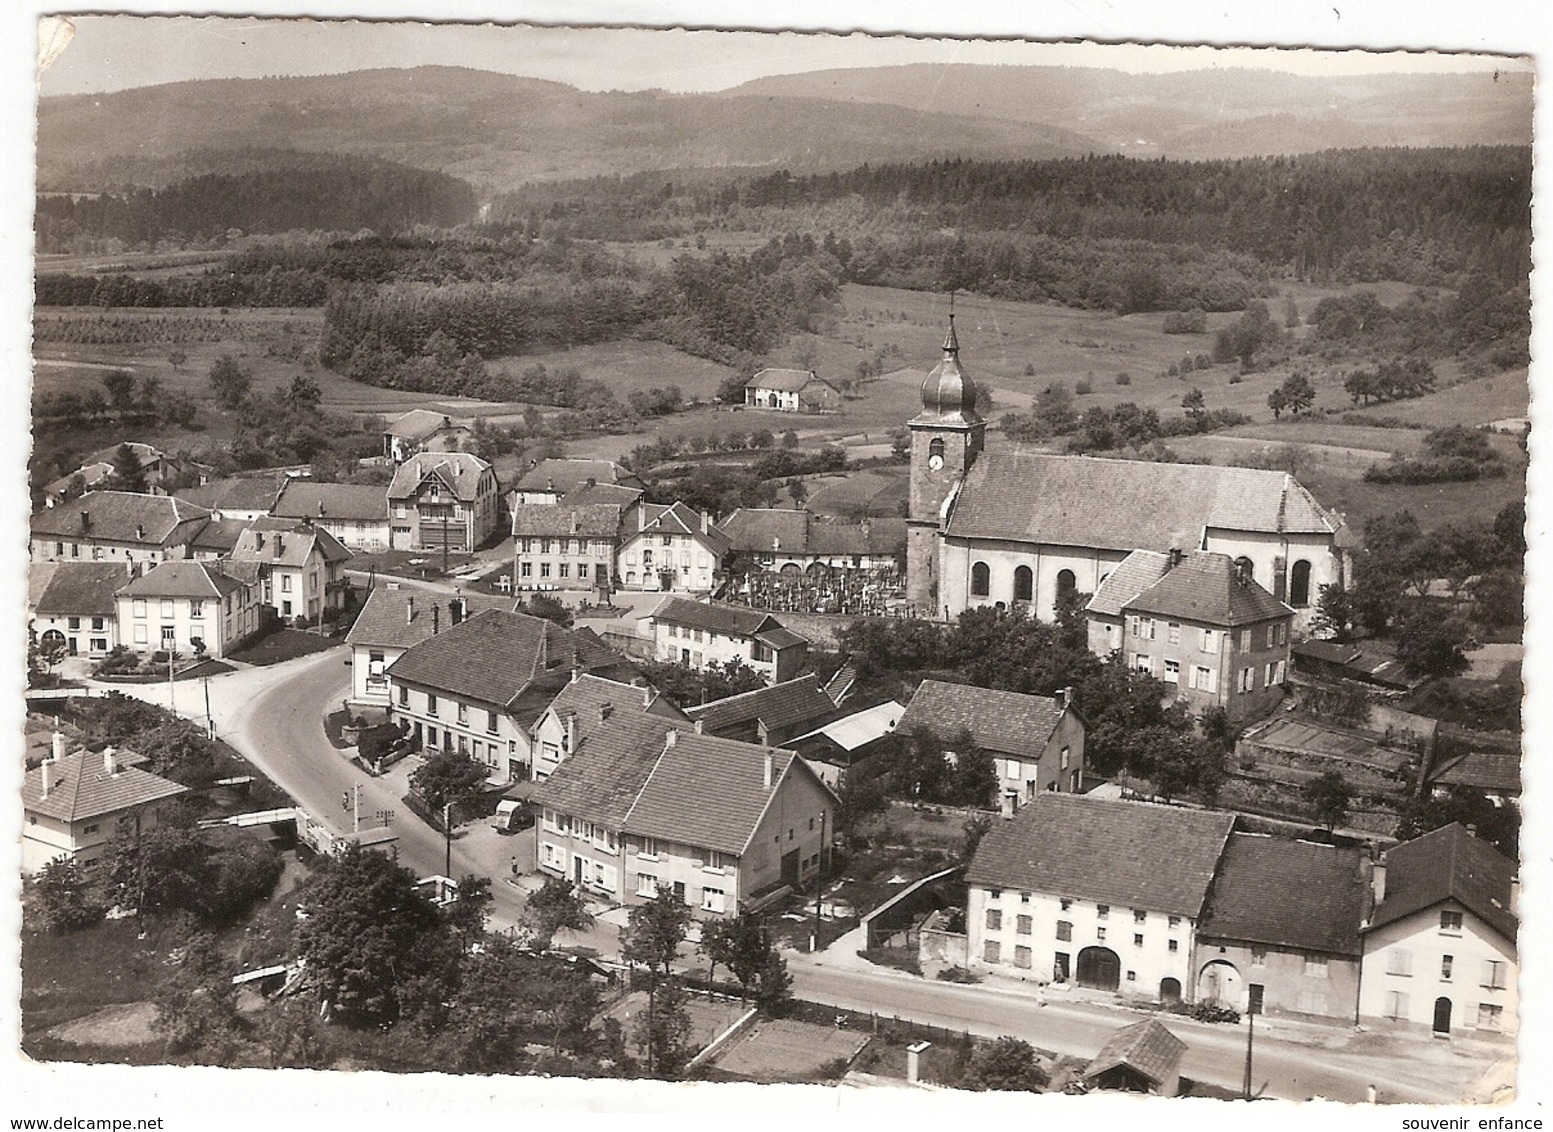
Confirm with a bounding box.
[788,700,905,787]
[897,679,1086,804]
[965,794,1236,1002]
[31,561,131,658]
[683,673,841,747]
[22,742,188,875]
[113,558,265,659]
[385,608,638,782]
[508,457,644,507]
[1192,832,1369,1023]
[176,473,289,521]
[387,451,502,552]
[228,524,352,623]
[529,672,686,782]
[718,507,906,577]
[1358,823,1518,1037]
[382,409,472,462]
[30,491,213,566]
[1087,549,1294,723]
[41,443,203,507]
[270,480,392,551]
[743,368,842,413]
[188,517,257,559]
[616,501,731,593]
[532,712,839,914]
[904,322,1353,627]
[511,503,623,595]
[343,586,517,710]
[645,597,809,683]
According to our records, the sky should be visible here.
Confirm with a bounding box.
[36,10,1535,98]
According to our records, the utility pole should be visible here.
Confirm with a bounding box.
[811,809,826,953]
[1242,1001,1256,1099]
[442,506,450,576]
[167,648,175,713]
[353,783,361,834]
[202,676,214,739]
[443,801,453,878]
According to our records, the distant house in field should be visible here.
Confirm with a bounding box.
[271,481,391,551]
[509,458,645,508]
[343,585,518,709]
[32,562,131,658]
[683,673,841,747]
[529,672,686,782]
[532,713,839,915]
[176,474,289,521]
[1087,549,1293,724]
[645,597,809,683]
[113,559,265,659]
[387,451,501,552]
[616,501,731,593]
[718,507,906,577]
[30,491,213,566]
[743,368,842,413]
[1192,832,1369,1023]
[1082,1019,1187,1097]
[21,746,188,875]
[228,524,352,623]
[383,410,473,463]
[385,608,638,782]
[1359,823,1518,1038]
[897,679,1086,804]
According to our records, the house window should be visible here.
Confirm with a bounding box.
[133,599,146,618]
[1191,666,1218,693]
[1164,659,1180,680]
[1239,667,1255,693]
[1133,909,1146,924]
[983,940,1001,964]
[1441,911,1463,932]
[133,624,147,644]
[91,638,107,651]
[705,850,724,871]
[559,563,570,579]
[1239,628,1252,651]
[485,710,499,734]
[1060,747,1071,770]
[929,437,945,464]
[1168,939,1179,953]
[1126,970,1137,983]
[398,685,409,706]
[1014,946,1032,969]
[640,837,660,858]
[1059,898,1072,912]
[1016,915,1032,936]
[1133,934,1144,947]
[1482,961,1508,989]
[281,575,292,593]
[579,562,590,579]
[427,727,438,746]
[1013,565,1033,603]
[1096,927,1107,942]
[160,599,174,618]
[1056,921,1073,942]
[82,823,100,836]
[970,561,990,598]
[540,563,551,579]
[1199,628,1217,651]
[190,600,203,619]
[1388,949,1413,976]
[703,887,726,913]
[427,693,439,716]
[1266,624,1277,649]
[1168,622,1180,645]
[1096,904,1109,920]
[1477,1004,1504,1031]
[1441,955,1454,981]
[68,616,81,630]
[1168,915,1181,929]
[1289,559,1312,607]
[985,909,1002,931]
[161,625,175,646]
[457,702,469,725]
[637,873,658,897]
[1251,946,1267,966]
[1384,991,1410,1021]
[1305,954,1329,977]
[520,562,532,578]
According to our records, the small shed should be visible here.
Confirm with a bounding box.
[1082,1019,1187,1097]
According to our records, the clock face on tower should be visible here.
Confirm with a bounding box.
[928,454,944,470]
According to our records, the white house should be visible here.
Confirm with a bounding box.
[743,368,842,413]
[271,480,392,551]
[1359,823,1518,1037]
[343,586,517,710]
[387,451,502,553]
[30,491,213,566]
[509,458,644,507]
[114,559,265,659]
[718,507,906,577]
[616,501,730,593]
[31,562,131,658]
[22,745,188,875]
[965,794,1236,1003]
[229,523,352,623]
[645,596,809,683]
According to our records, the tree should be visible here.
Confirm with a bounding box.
[1396,787,1519,859]
[1180,387,1207,428]
[101,369,137,413]
[633,974,693,1077]
[408,749,488,815]
[1494,502,1525,561]
[105,806,213,922]
[153,917,243,1058]
[108,442,149,494]
[622,887,694,1075]
[1306,769,1352,832]
[284,374,322,413]
[208,354,252,410]
[291,843,448,1022]
[1312,583,1355,643]
[1393,604,1471,678]
[445,873,493,938]
[1266,386,1289,420]
[1282,371,1316,415]
[168,349,187,371]
[30,858,105,932]
[521,876,594,949]
[835,771,888,844]
[960,1036,1049,1092]
[945,728,997,809]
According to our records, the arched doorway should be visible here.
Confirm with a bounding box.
[1076,946,1121,991]
[779,563,802,578]
[768,393,780,409]
[1433,997,1453,1036]
[1013,565,1034,604]
[1159,977,1182,1006]
[40,629,65,648]
[1197,960,1243,1007]
[806,561,830,580]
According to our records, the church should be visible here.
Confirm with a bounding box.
[905,321,1355,630]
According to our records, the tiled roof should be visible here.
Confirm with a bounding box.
[190,517,253,554]
[946,452,1343,549]
[966,794,1236,917]
[530,712,682,828]
[1124,552,1293,627]
[684,674,838,736]
[755,626,810,651]
[1197,833,1367,956]
[628,502,732,557]
[1087,550,1170,619]
[28,562,58,611]
[747,368,826,393]
[650,597,785,640]
[516,458,642,494]
[272,481,388,523]
[388,452,493,503]
[510,503,623,539]
[1083,1020,1187,1088]
[31,491,211,546]
[345,586,518,650]
[118,559,255,599]
[718,508,906,558]
[84,442,164,468]
[23,749,187,823]
[385,609,626,709]
[177,475,287,514]
[230,525,352,568]
[1428,751,1521,795]
[35,562,131,616]
[385,409,458,441]
[559,481,644,509]
[898,679,1068,759]
[538,674,684,743]
[1367,823,1517,943]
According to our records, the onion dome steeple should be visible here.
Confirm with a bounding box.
[916,311,982,425]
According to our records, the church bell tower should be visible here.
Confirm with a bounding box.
[905,314,985,611]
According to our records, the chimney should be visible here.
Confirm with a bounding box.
[570,510,579,534]
[639,507,646,532]
[1371,855,1388,905]
[432,606,440,634]
[701,510,710,534]
[763,749,774,789]
[563,712,577,752]
[1000,792,1016,820]
[906,1042,932,1086]
[600,703,613,723]
[275,535,284,557]
[135,524,145,540]
[694,718,704,735]
[256,532,264,551]
[103,747,118,775]
[317,499,325,517]
[449,599,463,627]
[1054,688,1066,711]
[407,595,415,622]
[642,684,654,708]
[1511,876,1520,918]
[571,665,582,684]
[665,729,678,749]
[80,509,91,531]
[586,476,597,488]
[40,758,52,796]
[547,476,555,492]
[52,730,65,762]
